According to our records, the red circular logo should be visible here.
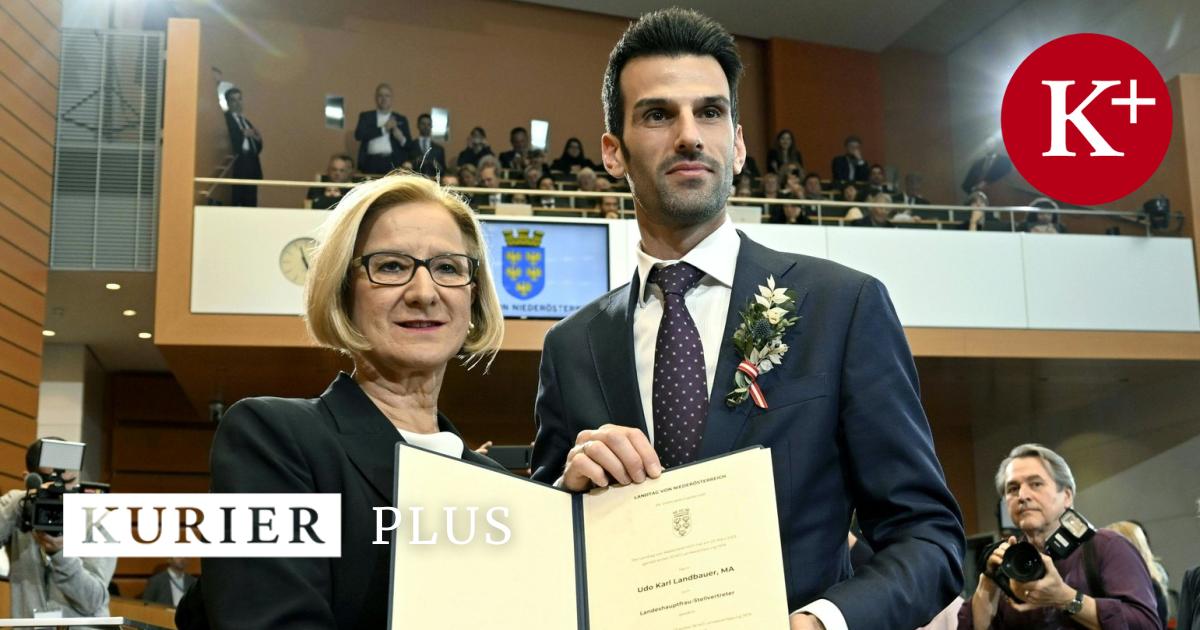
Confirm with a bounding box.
[1001,33,1172,206]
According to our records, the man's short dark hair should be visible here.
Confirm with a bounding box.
[803,173,821,184]
[224,87,242,103]
[844,135,862,146]
[26,437,66,472]
[870,163,884,173]
[602,8,743,139]
[470,126,487,138]
[418,113,432,124]
[330,153,353,167]
[510,126,528,138]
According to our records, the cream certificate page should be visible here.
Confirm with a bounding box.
[389,445,578,630]
[582,447,788,629]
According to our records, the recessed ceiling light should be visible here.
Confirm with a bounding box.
[138,332,152,339]
[105,283,121,290]
[42,330,56,337]
[122,309,136,317]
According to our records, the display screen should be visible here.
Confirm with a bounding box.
[479,220,610,319]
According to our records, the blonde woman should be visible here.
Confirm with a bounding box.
[182,174,506,629]
[1106,520,1170,628]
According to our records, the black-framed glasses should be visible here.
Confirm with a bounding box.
[353,252,478,287]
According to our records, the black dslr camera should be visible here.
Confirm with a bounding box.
[983,507,1096,602]
[19,439,107,536]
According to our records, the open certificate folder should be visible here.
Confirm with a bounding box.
[388,445,789,629]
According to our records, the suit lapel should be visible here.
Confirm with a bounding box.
[587,279,649,435]
[698,234,802,459]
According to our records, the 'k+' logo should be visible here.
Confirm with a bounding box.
[501,229,545,300]
[1001,33,1172,205]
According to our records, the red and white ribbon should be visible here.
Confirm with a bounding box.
[737,360,768,409]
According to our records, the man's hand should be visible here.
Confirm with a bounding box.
[1009,551,1075,612]
[384,117,397,131]
[789,612,825,629]
[560,424,662,492]
[34,530,63,555]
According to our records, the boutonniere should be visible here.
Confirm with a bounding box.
[725,275,799,409]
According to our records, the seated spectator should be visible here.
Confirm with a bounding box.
[735,174,753,197]
[959,191,1002,231]
[455,126,493,167]
[780,171,804,200]
[441,173,460,188]
[767,129,804,175]
[535,175,558,208]
[831,134,868,183]
[847,191,894,227]
[1022,197,1068,233]
[768,203,811,225]
[473,163,506,209]
[306,153,355,210]
[599,195,621,219]
[866,164,894,195]
[959,444,1160,630]
[551,137,596,174]
[1105,521,1170,628]
[510,192,529,205]
[499,126,530,170]
[898,173,930,206]
[526,148,551,179]
[594,177,612,193]
[523,166,543,191]
[457,163,478,188]
[143,557,196,607]
[405,112,447,177]
[477,154,501,177]
[838,182,863,218]
[797,172,826,219]
[576,167,599,209]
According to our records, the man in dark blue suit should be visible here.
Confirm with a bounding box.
[354,83,410,175]
[530,9,964,630]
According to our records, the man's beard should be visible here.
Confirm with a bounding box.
[637,152,732,227]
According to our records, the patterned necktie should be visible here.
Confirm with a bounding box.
[649,262,708,468]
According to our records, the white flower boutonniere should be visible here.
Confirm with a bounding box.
[725,275,799,409]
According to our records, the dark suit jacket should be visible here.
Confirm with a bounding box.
[354,111,410,168]
[143,569,196,607]
[831,154,867,183]
[224,111,262,157]
[1180,566,1200,630]
[498,149,525,169]
[960,153,1012,193]
[530,233,964,629]
[184,373,505,630]
[406,138,447,177]
[455,146,493,168]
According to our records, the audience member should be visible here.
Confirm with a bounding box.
[526,148,551,179]
[457,163,478,189]
[0,438,117,618]
[455,126,493,167]
[354,83,410,175]
[306,153,355,210]
[441,173,460,188]
[499,126,530,170]
[599,195,621,219]
[960,444,1160,629]
[536,174,558,208]
[551,137,596,174]
[1105,521,1170,628]
[781,170,804,200]
[838,181,862,218]
[741,155,761,179]
[734,174,752,197]
[959,191,1002,231]
[143,557,196,607]
[406,113,446,177]
[575,166,598,209]
[798,172,826,219]
[1022,197,1067,233]
[223,87,263,207]
[831,134,868,183]
[848,192,895,227]
[867,163,894,194]
[594,177,612,193]
[767,129,803,174]
[474,163,505,208]
[899,173,930,206]
[523,166,543,191]
[962,137,1013,194]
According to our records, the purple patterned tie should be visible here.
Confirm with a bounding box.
[649,262,708,468]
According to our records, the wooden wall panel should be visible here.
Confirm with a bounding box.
[0,0,58,491]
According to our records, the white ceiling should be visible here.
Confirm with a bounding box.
[43,270,168,373]
[515,0,1023,53]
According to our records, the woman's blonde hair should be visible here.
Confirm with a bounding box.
[1104,520,1167,590]
[304,173,504,369]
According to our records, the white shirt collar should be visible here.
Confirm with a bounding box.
[635,217,739,307]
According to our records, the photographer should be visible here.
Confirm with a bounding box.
[960,443,1161,629]
[0,438,116,619]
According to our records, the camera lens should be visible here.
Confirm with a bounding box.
[1001,542,1046,582]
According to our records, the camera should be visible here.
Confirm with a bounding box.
[18,439,108,536]
[983,507,1096,602]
